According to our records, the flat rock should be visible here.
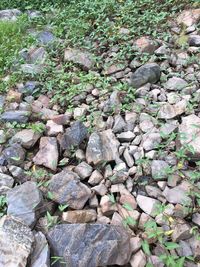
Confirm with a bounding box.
[151,160,169,180]
[0,173,14,194]
[48,170,91,209]
[47,223,132,267]
[0,110,30,123]
[177,9,200,27]
[0,9,21,20]
[30,231,50,267]
[33,137,58,171]
[178,114,200,159]
[172,219,192,242]
[12,129,41,149]
[60,121,87,150]
[46,120,64,136]
[136,195,160,216]
[64,48,95,70]
[130,63,161,88]
[37,31,55,45]
[133,36,158,54]
[7,181,43,228]
[74,161,93,179]
[62,210,97,223]
[164,77,188,91]
[86,129,120,165]
[0,215,34,267]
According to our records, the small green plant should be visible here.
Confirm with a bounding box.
[108,193,116,204]
[122,216,136,228]
[0,196,7,218]
[46,211,58,228]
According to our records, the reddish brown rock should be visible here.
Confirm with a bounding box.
[62,210,97,223]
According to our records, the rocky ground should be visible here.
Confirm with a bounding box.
[0,5,200,267]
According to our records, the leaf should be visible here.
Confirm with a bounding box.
[47,191,53,200]
[164,242,180,250]
[142,240,151,256]
[108,193,116,204]
[58,204,69,211]
[164,230,174,236]
[123,203,134,211]
[176,257,185,267]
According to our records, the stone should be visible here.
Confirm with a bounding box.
[120,192,137,209]
[47,223,132,267]
[46,120,64,136]
[177,240,193,257]
[74,161,93,179]
[113,114,127,133]
[103,91,122,114]
[7,181,43,228]
[3,143,26,166]
[136,195,160,216]
[88,170,103,185]
[123,149,135,167]
[149,256,164,267]
[12,129,41,149]
[142,132,161,151]
[164,77,188,91]
[117,131,135,142]
[133,37,158,54]
[151,160,169,180]
[130,236,142,253]
[20,81,40,95]
[37,31,55,45]
[177,9,200,27]
[21,64,44,74]
[60,121,87,150]
[62,210,97,223]
[86,129,120,165]
[145,185,163,200]
[188,236,200,259]
[73,107,87,119]
[52,114,71,125]
[189,35,200,46]
[178,114,200,159]
[48,170,91,209]
[158,100,187,119]
[130,63,161,88]
[64,48,95,70]
[26,47,47,64]
[162,183,192,205]
[8,165,27,183]
[0,9,21,20]
[118,205,140,227]
[33,137,58,171]
[103,63,126,75]
[171,219,192,242]
[92,184,108,196]
[30,231,50,267]
[7,89,22,103]
[0,173,14,194]
[100,195,118,215]
[0,110,30,123]
[0,215,34,267]
[192,213,200,226]
[130,250,146,267]
[0,130,6,144]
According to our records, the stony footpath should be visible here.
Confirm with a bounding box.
[0,7,200,267]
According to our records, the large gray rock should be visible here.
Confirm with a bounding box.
[130,63,161,88]
[48,170,91,209]
[7,181,43,228]
[0,215,34,267]
[60,121,87,150]
[0,9,21,20]
[178,114,200,159]
[33,137,58,171]
[30,231,50,267]
[158,100,187,119]
[0,110,30,123]
[64,48,95,70]
[3,143,26,166]
[86,129,120,165]
[12,129,41,149]
[0,173,14,194]
[47,223,132,267]
[163,183,192,205]
[164,77,188,91]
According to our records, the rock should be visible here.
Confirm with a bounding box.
[60,121,87,150]
[0,110,30,123]
[0,9,21,20]
[21,64,44,74]
[92,183,108,196]
[124,148,135,167]
[47,223,132,267]
[162,183,192,205]
[30,231,50,267]
[192,213,200,226]
[130,250,146,267]
[62,210,97,223]
[117,131,135,142]
[100,195,118,215]
[8,165,27,183]
[188,236,200,260]
[88,170,103,185]
[52,114,71,125]
[171,219,192,242]
[189,35,200,46]
[0,130,6,144]
[0,173,14,194]
[103,63,126,75]
[20,81,40,95]
[64,48,95,70]
[177,240,193,257]
[3,143,25,166]
[7,181,43,228]
[113,115,127,133]
[130,236,142,253]
[120,192,137,209]
[12,129,41,149]
[142,132,161,151]
[46,120,64,136]
[0,215,34,267]
[164,77,188,91]
[151,160,169,180]
[86,129,120,165]
[48,170,91,209]
[73,107,87,119]
[178,114,200,159]
[103,91,122,114]
[158,99,188,119]
[130,63,161,88]
[149,256,164,267]
[74,161,93,179]
[136,195,160,216]
[7,89,22,103]
[37,31,55,45]
[145,185,163,200]
[133,37,158,54]
[33,137,58,171]
[177,9,200,27]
